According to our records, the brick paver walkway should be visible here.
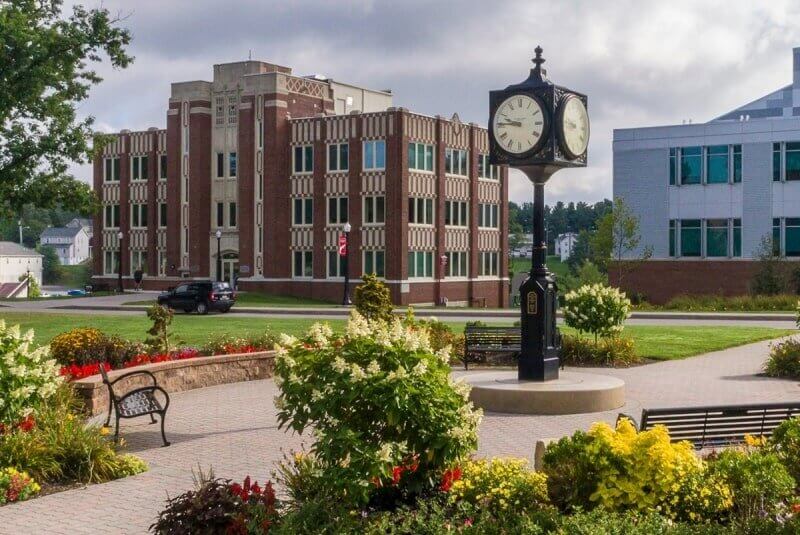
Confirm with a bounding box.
[1,338,798,534]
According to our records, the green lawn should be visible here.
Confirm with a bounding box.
[0,311,792,362]
[562,326,794,361]
[510,255,569,280]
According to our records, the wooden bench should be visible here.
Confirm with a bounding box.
[100,366,171,447]
[462,326,521,370]
[618,401,800,449]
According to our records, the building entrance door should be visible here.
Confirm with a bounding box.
[221,253,239,287]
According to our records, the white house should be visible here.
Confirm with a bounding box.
[66,217,93,240]
[0,242,43,298]
[40,226,91,265]
[554,232,578,262]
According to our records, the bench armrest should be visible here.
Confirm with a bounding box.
[109,370,158,387]
[616,412,639,430]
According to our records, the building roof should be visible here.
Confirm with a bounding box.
[0,242,42,257]
[66,218,93,229]
[41,227,82,240]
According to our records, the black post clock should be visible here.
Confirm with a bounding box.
[489,46,589,382]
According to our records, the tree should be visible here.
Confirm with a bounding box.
[591,197,652,286]
[145,304,178,354]
[750,235,788,295]
[0,0,133,218]
[38,244,60,284]
[353,274,393,322]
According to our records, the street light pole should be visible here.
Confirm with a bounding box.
[342,222,351,305]
[215,230,222,282]
[116,230,124,293]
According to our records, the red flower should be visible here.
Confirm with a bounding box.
[792,503,800,514]
[464,518,474,527]
[439,467,462,492]
[17,415,35,432]
[392,465,404,485]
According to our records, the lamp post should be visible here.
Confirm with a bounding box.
[116,230,124,293]
[25,268,30,299]
[215,230,222,282]
[439,254,448,306]
[342,222,352,305]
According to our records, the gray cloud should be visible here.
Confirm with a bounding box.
[72,0,800,204]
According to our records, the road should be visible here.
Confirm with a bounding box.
[0,291,796,328]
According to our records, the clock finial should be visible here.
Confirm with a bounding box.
[532,46,546,76]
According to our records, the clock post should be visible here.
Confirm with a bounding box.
[489,46,589,382]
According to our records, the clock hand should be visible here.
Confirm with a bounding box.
[497,120,522,127]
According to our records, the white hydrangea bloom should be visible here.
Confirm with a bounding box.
[345,311,371,338]
[349,363,367,381]
[332,357,348,373]
[366,360,381,376]
[278,333,299,348]
[412,360,428,376]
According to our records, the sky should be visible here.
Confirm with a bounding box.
[72,0,800,205]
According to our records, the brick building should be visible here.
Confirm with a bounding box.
[92,60,509,306]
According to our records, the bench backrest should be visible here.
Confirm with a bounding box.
[640,402,800,447]
[464,327,521,346]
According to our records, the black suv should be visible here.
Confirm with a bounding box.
[157,281,236,314]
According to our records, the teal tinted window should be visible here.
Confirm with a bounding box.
[680,147,701,184]
[733,219,741,257]
[669,220,676,257]
[786,143,800,181]
[669,148,676,185]
[680,219,701,256]
[705,219,728,257]
[774,143,782,181]
[786,218,800,256]
[773,218,781,256]
[732,145,742,183]
[706,145,729,184]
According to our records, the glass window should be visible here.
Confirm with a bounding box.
[732,145,742,183]
[304,199,313,225]
[293,250,313,278]
[669,220,676,257]
[217,202,224,228]
[159,203,167,228]
[478,252,499,276]
[786,142,800,181]
[445,251,468,277]
[328,197,348,224]
[706,145,728,184]
[680,146,701,185]
[327,250,346,278]
[364,196,385,224]
[328,143,349,172]
[229,152,237,177]
[364,250,385,277]
[680,219,701,257]
[669,148,676,186]
[131,155,148,181]
[363,140,386,170]
[705,219,728,257]
[478,203,499,228]
[217,153,224,178]
[294,145,313,174]
[408,142,434,172]
[445,148,468,176]
[293,198,312,226]
[229,202,237,227]
[774,143,782,182]
[733,219,741,257]
[131,204,148,228]
[786,218,800,256]
[773,218,781,256]
[408,251,433,278]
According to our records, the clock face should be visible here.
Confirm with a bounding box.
[558,95,589,158]
[492,94,546,155]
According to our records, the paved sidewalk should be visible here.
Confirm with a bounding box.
[0,338,798,534]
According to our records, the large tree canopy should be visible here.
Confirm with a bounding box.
[0,0,132,217]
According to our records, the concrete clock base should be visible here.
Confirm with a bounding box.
[465,370,625,415]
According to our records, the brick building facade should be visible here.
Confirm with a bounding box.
[92,60,509,306]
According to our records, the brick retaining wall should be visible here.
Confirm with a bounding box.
[72,351,275,416]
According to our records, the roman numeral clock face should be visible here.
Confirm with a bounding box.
[492,95,545,155]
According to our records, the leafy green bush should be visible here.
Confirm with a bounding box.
[764,337,800,379]
[560,333,640,367]
[447,458,548,516]
[770,417,800,488]
[273,312,481,507]
[542,419,732,522]
[353,273,394,322]
[145,304,178,354]
[561,260,608,295]
[563,284,631,341]
[0,321,62,428]
[202,331,280,356]
[48,327,143,368]
[0,385,147,483]
[708,448,796,524]
[18,272,41,298]
[642,294,799,312]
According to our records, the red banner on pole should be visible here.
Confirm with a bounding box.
[338,234,347,256]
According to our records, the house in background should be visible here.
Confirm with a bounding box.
[0,242,42,298]
[554,232,578,262]
[66,217,94,258]
[40,226,91,265]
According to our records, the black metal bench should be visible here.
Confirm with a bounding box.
[618,401,800,449]
[462,326,521,370]
[100,366,171,447]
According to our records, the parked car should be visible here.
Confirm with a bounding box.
[157,281,236,314]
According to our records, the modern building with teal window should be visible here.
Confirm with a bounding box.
[613,47,800,303]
